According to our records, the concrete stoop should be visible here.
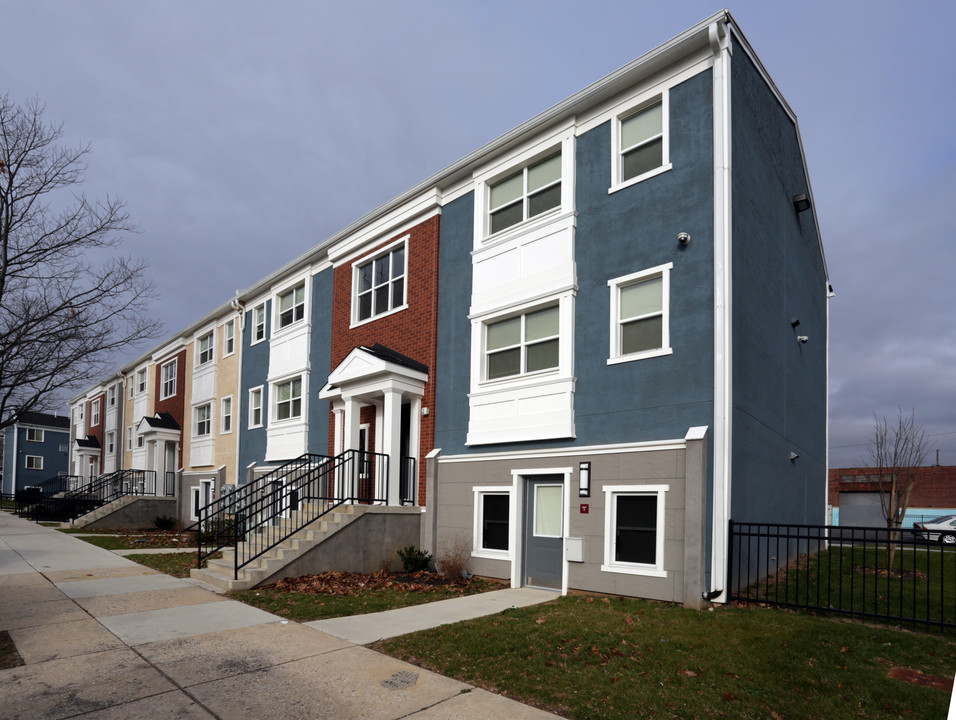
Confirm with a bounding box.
[190,503,368,592]
[69,495,139,528]
[68,495,178,530]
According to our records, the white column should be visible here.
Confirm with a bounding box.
[382,388,403,506]
[332,404,345,456]
[342,397,361,498]
[407,395,423,505]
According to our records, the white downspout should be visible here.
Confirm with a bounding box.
[710,19,733,602]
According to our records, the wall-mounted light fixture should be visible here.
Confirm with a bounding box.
[420,407,429,416]
[677,232,691,246]
[797,335,808,344]
[579,461,591,497]
[792,194,811,213]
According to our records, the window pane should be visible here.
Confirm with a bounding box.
[534,485,562,537]
[622,316,663,355]
[525,306,559,341]
[488,348,521,379]
[374,285,389,315]
[616,495,657,564]
[527,153,561,192]
[620,277,662,320]
[622,139,663,181]
[490,203,523,234]
[391,277,404,309]
[526,338,559,373]
[291,379,301,397]
[277,383,291,402]
[487,317,521,351]
[359,263,373,292]
[374,256,389,286]
[391,248,405,277]
[279,290,294,313]
[621,103,662,150]
[482,494,509,551]
[528,183,561,218]
[489,172,522,211]
[358,292,372,320]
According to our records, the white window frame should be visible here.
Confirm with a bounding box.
[272,376,303,423]
[196,331,215,366]
[223,320,235,357]
[248,386,264,428]
[190,478,214,522]
[195,403,212,437]
[221,396,233,434]
[602,484,668,578]
[108,386,116,407]
[91,399,101,427]
[137,433,145,449]
[252,304,266,344]
[472,486,512,560]
[486,151,562,237]
[136,368,148,395]
[351,236,408,326]
[482,303,561,384]
[106,431,115,454]
[27,428,44,443]
[26,455,43,470]
[607,263,672,365]
[609,90,672,193]
[160,359,177,400]
[127,426,133,451]
[276,282,306,330]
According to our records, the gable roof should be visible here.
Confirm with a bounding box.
[19,411,70,430]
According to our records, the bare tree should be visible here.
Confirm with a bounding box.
[866,408,932,566]
[0,95,161,429]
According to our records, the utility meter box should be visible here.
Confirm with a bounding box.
[565,537,584,563]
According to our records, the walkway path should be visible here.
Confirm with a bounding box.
[0,511,561,720]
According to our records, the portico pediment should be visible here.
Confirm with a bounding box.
[320,344,428,401]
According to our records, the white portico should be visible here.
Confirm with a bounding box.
[320,344,427,506]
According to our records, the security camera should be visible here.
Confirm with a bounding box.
[797,335,808,344]
[677,232,691,245]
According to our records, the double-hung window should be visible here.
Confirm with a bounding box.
[27,428,44,442]
[488,152,561,235]
[223,320,235,356]
[197,332,214,366]
[221,396,233,433]
[249,387,263,428]
[252,304,266,343]
[91,399,101,426]
[127,426,133,451]
[108,386,116,407]
[106,431,115,454]
[195,403,212,437]
[137,368,147,394]
[485,306,559,381]
[608,263,672,363]
[26,456,43,471]
[274,378,302,421]
[612,93,670,189]
[602,485,668,577]
[160,359,177,399]
[277,283,305,329]
[355,243,406,322]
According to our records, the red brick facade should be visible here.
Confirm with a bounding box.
[829,466,956,508]
[86,392,106,462]
[326,213,441,505]
[153,349,187,467]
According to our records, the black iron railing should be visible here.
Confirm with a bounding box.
[164,471,177,497]
[400,456,416,506]
[197,449,391,580]
[729,521,955,632]
[24,474,84,497]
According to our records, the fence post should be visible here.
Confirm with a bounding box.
[727,519,735,602]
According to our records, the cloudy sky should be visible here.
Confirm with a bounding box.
[6,1,955,468]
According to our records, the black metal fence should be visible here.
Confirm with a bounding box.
[729,521,955,632]
[14,470,159,523]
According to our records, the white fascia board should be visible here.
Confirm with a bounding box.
[152,339,187,364]
[327,189,441,266]
[439,437,689,464]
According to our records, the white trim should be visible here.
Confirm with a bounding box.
[609,89,672,193]
[251,303,267,345]
[509,467,573,595]
[601,484,669,578]
[710,20,733,603]
[271,374,305,424]
[220,395,233,435]
[248,386,264,429]
[159,358,178,400]
[273,278,308,334]
[222,319,236,358]
[195,328,215,367]
[607,262,673,364]
[25,455,43,471]
[193,402,213,438]
[349,235,409,328]
[440,437,687,464]
[471,485,512,561]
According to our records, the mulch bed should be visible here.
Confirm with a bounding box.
[268,570,505,596]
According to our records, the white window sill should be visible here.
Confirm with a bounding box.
[607,347,673,366]
[472,549,511,562]
[478,208,571,252]
[600,563,667,578]
[608,163,673,195]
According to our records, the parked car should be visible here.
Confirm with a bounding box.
[913,515,956,544]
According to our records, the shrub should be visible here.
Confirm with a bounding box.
[436,535,471,579]
[397,545,433,573]
[153,514,177,531]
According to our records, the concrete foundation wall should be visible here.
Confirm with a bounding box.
[258,507,422,585]
[85,497,178,530]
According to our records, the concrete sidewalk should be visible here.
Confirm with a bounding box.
[0,511,562,720]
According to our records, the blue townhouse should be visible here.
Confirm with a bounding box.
[2,411,71,494]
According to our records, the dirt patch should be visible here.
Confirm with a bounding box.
[888,666,954,692]
[268,570,506,596]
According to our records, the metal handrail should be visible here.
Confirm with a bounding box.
[18,469,157,522]
[197,449,389,579]
[22,474,84,497]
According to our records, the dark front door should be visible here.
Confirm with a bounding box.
[523,476,563,589]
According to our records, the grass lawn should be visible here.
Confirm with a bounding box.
[70,530,197,551]
[373,594,956,720]
[230,574,507,623]
[125,551,219,577]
